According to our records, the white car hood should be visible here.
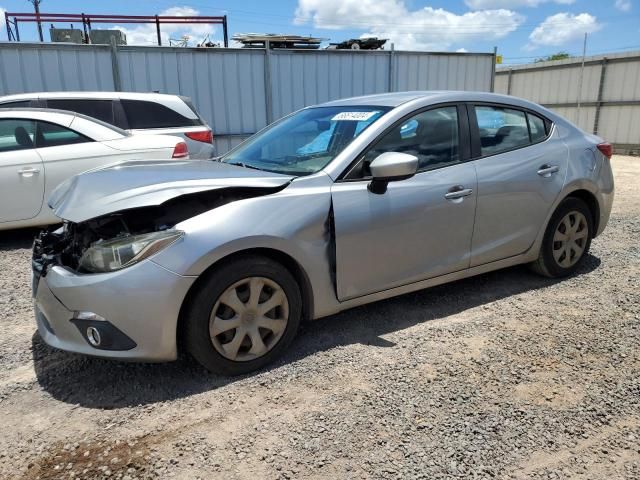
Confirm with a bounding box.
[48,160,293,223]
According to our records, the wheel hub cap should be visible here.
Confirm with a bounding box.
[209,277,289,362]
[552,211,588,268]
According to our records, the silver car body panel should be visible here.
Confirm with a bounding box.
[35,260,195,361]
[331,161,477,300]
[48,160,293,223]
[469,126,569,266]
[33,91,615,361]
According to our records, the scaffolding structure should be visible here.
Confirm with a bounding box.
[4,11,228,47]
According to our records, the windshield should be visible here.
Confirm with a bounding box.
[221,106,390,175]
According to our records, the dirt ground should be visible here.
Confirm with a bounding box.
[0,156,638,480]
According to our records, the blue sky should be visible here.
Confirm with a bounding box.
[1,1,638,64]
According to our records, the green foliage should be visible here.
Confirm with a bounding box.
[535,52,571,63]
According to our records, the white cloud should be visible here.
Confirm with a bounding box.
[615,0,632,12]
[294,0,525,51]
[0,7,5,32]
[456,47,469,52]
[466,0,573,8]
[113,7,216,46]
[526,12,601,50]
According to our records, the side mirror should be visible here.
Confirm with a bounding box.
[368,152,418,194]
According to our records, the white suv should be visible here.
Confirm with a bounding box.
[0,92,214,159]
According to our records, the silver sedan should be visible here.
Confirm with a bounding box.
[32,91,614,375]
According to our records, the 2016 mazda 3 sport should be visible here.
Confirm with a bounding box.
[32,91,614,375]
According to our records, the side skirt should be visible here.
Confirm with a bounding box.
[315,251,537,319]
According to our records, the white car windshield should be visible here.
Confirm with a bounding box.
[222,106,390,175]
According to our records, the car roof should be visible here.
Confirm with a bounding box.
[0,107,78,119]
[318,90,548,111]
[0,91,188,102]
[0,107,129,135]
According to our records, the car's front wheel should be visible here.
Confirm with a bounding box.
[531,197,594,278]
[184,255,302,375]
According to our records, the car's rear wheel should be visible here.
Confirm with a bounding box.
[531,197,593,278]
[184,256,302,375]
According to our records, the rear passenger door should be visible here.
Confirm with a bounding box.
[469,104,568,267]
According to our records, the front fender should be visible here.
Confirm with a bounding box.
[150,173,341,319]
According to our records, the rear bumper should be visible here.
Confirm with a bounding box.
[33,260,196,362]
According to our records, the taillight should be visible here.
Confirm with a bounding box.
[597,142,612,159]
[172,142,189,158]
[185,130,213,144]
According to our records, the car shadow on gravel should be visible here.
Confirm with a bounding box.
[31,254,601,409]
[0,228,41,251]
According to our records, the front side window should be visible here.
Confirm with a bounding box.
[346,106,460,179]
[222,106,390,176]
[121,100,201,129]
[47,99,115,125]
[0,119,37,153]
[35,121,91,148]
[475,106,530,156]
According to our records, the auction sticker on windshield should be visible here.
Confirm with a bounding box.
[331,111,381,121]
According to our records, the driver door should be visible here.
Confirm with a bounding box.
[330,105,477,301]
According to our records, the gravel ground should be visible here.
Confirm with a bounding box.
[0,155,638,480]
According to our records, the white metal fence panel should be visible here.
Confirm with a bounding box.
[602,60,640,102]
[395,53,493,92]
[0,43,495,154]
[496,51,640,151]
[0,43,115,94]
[117,47,267,139]
[598,106,640,145]
[268,50,391,121]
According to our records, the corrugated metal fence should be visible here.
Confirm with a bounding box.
[496,51,640,153]
[0,42,495,153]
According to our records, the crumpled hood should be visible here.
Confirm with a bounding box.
[49,160,293,223]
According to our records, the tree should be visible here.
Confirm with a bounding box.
[535,52,571,63]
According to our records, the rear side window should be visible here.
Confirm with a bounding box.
[35,121,91,148]
[475,106,530,156]
[121,100,201,129]
[0,119,37,152]
[0,101,32,109]
[528,112,548,143]
[47,99,115,125]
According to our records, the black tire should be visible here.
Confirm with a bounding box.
[184,255,302,375]
[530,197,594,278]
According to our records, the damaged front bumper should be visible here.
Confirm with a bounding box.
[32,230,197,362]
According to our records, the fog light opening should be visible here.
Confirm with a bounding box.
[86,326,102,347]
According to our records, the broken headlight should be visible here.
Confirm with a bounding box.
[79,230,183,273]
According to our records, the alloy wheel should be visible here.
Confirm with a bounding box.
[209,277,289,362]
[552,211,589,268]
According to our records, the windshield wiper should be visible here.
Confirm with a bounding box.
[226,161,264,171]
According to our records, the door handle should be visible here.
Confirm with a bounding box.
[537,164,559,177]
[18,167,41,177]
[445,185,473,200]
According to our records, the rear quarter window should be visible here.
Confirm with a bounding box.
[121,99,201,129]
[528,112,549,142]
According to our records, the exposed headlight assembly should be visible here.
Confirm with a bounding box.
[79,230,183,273]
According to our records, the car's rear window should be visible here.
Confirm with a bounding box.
[121,99,202,129]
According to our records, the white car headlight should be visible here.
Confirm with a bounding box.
[79,230,183,273]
